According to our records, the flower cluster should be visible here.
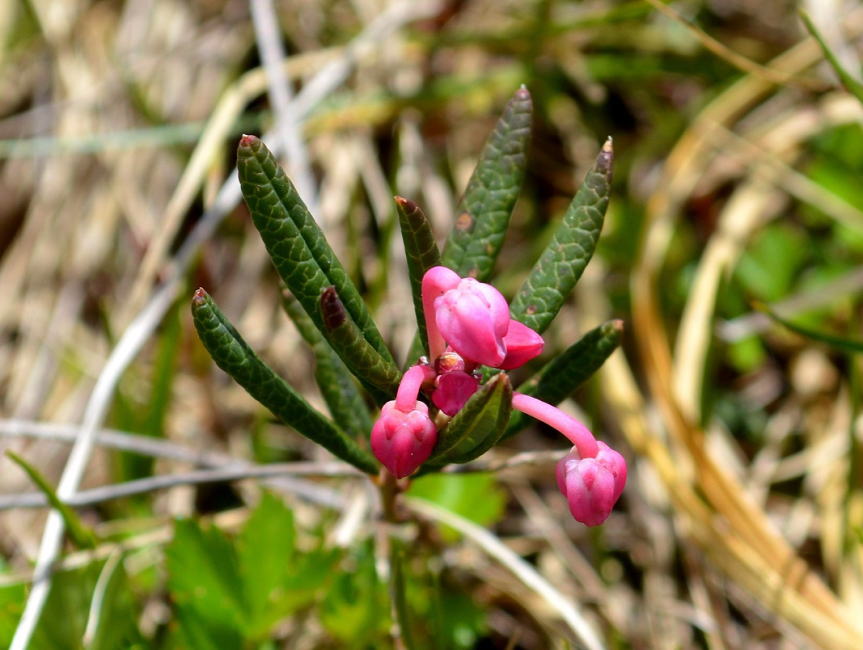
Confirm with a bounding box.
[371,266,626,526]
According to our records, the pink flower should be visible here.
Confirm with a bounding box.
[433,276,511,367]
[556,442,626,527]
[371,400,437,478]
[432,370,480,416]
[512,392,626,526]
[499,319,545,369]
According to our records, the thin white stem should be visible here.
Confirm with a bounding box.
[249,0,319,216]
[0,462,362,511]
[406,497,605,650]
[0,419,237,467]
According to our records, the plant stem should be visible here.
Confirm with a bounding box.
[379,470,416,650]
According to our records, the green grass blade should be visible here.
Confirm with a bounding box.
[191,289,378,473]
[440,87,532,281]
[424,373,512,468]
[281,291,373,439]
[395,196,441,356]
[509,139,613,333]
[800,11,863,106]
[320,287,402,404]
[756,302,863,353]
[237,135,396,366]
[504,319,622,438]
[6,451,96,549]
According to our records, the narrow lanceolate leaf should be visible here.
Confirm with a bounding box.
[320,287,401,405]
[440,87,532,281]
[237,135,396,367]
[425,373,512,468]
[504,319,622,438]
[5,451,96,549]
[282,292,373,439]
[192,289,378,473]
[756,302,863,353]
[395,196,441,356]
[509,139,614,333]
[800,11,863,106]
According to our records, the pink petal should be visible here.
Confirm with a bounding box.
[556,443,627,527]
[371,401,437,478]
[434,278,510,366]
[499,320,544,369]
[432,371,480,416]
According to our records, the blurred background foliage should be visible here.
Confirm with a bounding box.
[1,0,863,647]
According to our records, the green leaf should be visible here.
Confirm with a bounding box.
[407,473,506,542]
[191,288,378,473]
[237,493,296,637]
[319,286,402,404]
[85,554,142,650]
[800,11,863,106]
[30,564,107,650]
[389,537,418,650]
[166,519,247,648]
[281,292,373,439]
[0,582,26,648]
[395,196,442,356]
[5,451,96,549]
[236,135,396,367]
[321,544,389,644]
[504,319,623,438]
[425,373,512,467]
[509,139,614,333]
[440,86,532,281]
[756,302,863,353]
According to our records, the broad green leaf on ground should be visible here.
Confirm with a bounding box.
[236,135,395,366]
[191,289,378,473]
[29,562,141,650]
[509,139,614,333]
[441,87,532,281]
[320,544,389,644]
[319,286,401,404]
[407,473,506,542]
[281,292,373,439]
[83,555,142,650]
[237,493,296,637]
[505,319,623,438]
[0,581,26,648]
[166,519,246,648]
[424,373,512,467]
[395,196,442,356]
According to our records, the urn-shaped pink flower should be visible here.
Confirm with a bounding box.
[370,400,437,479]
[433,276,511,367]
[556,441,627,527]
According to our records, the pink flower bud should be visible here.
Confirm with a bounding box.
[498,319,544,369]
[371,401,437,478]
[432,370,480,416]
[556,441,626,527]
[434,277,510,367]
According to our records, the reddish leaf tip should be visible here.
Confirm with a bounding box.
[192,287,208,305]
[320,286,347,330]
[239,134,259,147]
